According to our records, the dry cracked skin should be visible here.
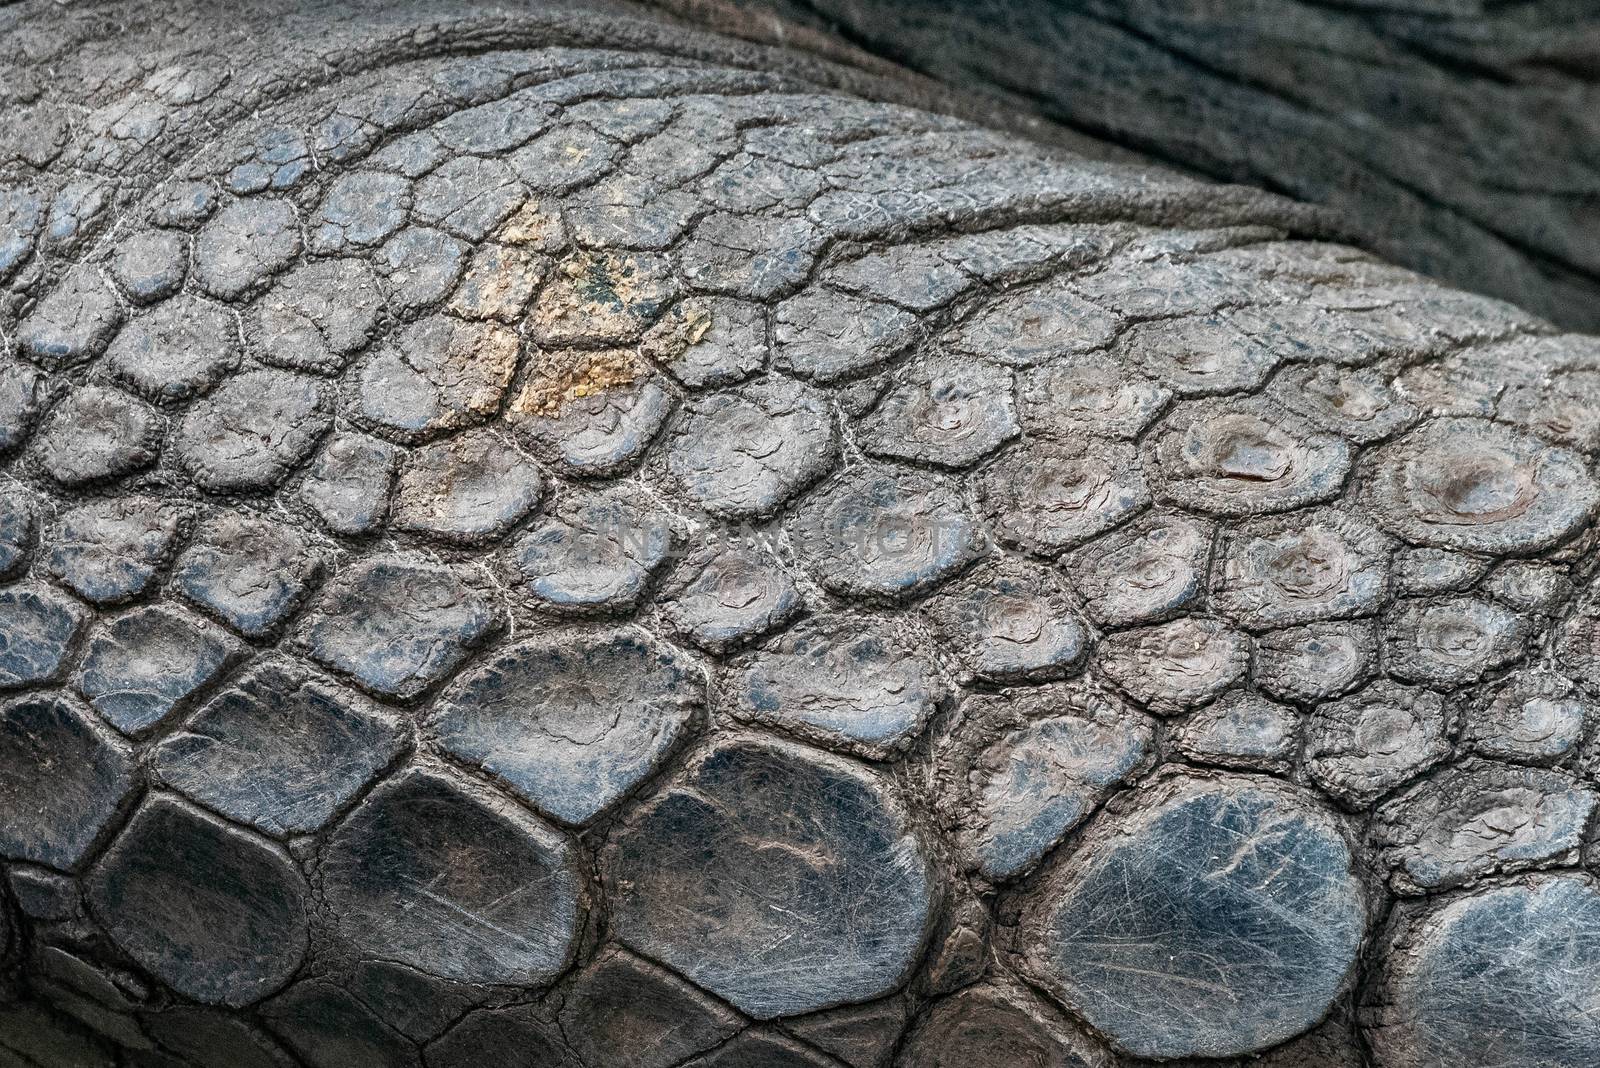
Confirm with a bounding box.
[1,2,1600,1066]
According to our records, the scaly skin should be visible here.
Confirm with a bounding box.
[2,3,1599,1066]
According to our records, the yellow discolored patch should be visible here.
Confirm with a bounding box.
[528,249,675,347]
[679,302,714,347]
[436,321,521,421]
[641,299,714,363]
[448,245,547,322]
[496,200,565,251]
[510,347,644,417]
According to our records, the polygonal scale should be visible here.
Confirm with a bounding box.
[303,554,499,698]
[0,694,134,868]
[1368,876,1600,1068]
[726,614,942,758]
[666,377,837,518]
[0,583,86,689]
[606,736,935,1019]
[789,466,986,602]
[153,659,406,835]
[319,764,583,986]
[1365,418,1599,553]
[76,605,240,735]
[432,630,703,825]
[1021,775,1367,1060]
[946,684,1154,882]
[89,794,309,1007]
